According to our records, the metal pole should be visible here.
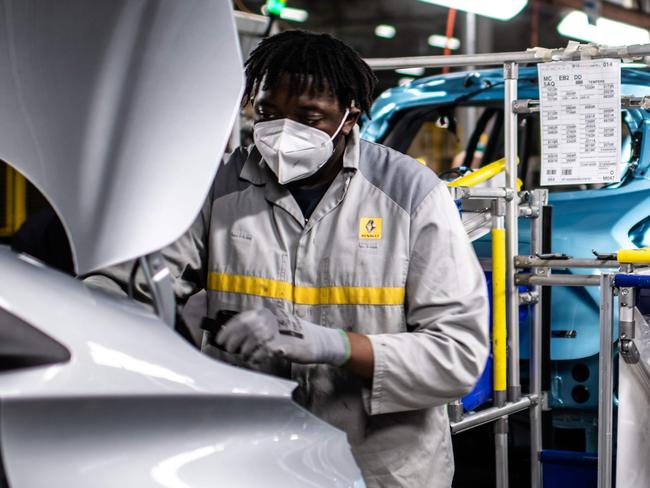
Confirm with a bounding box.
[504,62,520,402]
[464,12,477,61]
[597,274,615,488]
[364,43,650,70]
[366,50,544,70]
[514,257,619,269]
[495,418,509,488]
[529,190,547,488]
[453,187,514,199]
[463,12,478,137]
[516,274,602,286]
[451,395,536,434]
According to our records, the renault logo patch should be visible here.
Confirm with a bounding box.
[359,217,383,240]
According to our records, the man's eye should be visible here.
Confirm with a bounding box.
[257,110,276,121]
[305,118,322,126]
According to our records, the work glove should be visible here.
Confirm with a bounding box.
[216,307,351,366]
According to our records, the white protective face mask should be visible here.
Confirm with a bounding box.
[253,109,349,185]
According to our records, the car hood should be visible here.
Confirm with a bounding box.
[0,0,243,274]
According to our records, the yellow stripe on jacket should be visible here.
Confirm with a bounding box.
[208,272,405,306]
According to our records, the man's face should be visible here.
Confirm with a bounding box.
[252,74,360,137]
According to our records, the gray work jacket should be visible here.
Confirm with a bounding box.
[86,127,489,488]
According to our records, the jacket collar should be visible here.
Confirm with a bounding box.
[239,145,270,185]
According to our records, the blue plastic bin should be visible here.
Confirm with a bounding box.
[540,450,598,488]
[461,273,494,411]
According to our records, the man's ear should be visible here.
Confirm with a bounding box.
[341,106,362,136]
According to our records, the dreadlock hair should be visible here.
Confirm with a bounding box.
[243,30,377,117]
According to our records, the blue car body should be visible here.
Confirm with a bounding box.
[361,67,650,411]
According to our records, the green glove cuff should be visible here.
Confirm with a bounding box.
[337,329,352,366]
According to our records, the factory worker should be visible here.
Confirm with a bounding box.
[85,30,489,488]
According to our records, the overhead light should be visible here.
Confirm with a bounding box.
[375,24,396,39]
[417,0,527,21]
[428,34,461,50]
[557,10,650,46]
[279,7,308,22]
[395,67,425,76]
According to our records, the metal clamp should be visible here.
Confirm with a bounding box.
[618,287,640,364]
[492,197,507,218]
[621,96,650,110]
[512,99,540,114]
[448,400,465,423]
[540,391,550,412]
[620,337,640,364]
[519,203,540,218]
[519,290,540,305]
[593,249,618,261]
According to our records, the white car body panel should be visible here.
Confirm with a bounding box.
[0,0,243,274]
[0,247,365,487]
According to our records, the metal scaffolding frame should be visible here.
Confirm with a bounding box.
[366,42,650,488]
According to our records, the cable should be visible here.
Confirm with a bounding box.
[531,0,540,47]
[263,14,277,37]
[442,8,457,74]
[128,259,141,299]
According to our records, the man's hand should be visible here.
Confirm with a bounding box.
[216,307,351,366]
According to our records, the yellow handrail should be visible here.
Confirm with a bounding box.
[447,157,521,189]
[491,227,507,395]
[618,248,650,265]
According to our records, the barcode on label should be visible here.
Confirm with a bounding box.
[546,169,557,175]
[561,169,572,175]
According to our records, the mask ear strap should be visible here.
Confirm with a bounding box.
[330,108,350,141]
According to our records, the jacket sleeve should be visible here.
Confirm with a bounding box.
[365,183,490,415]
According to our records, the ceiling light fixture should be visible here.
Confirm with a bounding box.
[417,0,527,21]
[375,24,396,39]
[557,10,650,46]
[395,67,426,76]
[428,34,461,50]
[279,7,308,22]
